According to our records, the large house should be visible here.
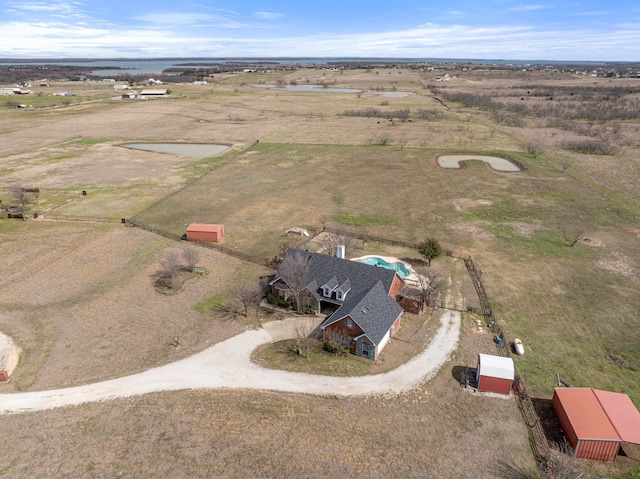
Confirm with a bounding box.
[270,249,405,360]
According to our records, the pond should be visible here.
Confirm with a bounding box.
[120,143,229,159]
[253,84,412,97]
[437,154,521,172]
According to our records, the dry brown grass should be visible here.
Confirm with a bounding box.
[1,68,639,478]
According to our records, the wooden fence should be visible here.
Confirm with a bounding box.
[323,227,455,257]
[125,219,274,268]
[464,255,551,474]
[45,215,122,223]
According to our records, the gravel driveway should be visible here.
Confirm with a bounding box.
[0,310,460,414]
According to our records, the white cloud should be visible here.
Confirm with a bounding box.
[8,1,83,14]
[508,4,550,12]
[1,18,639,61]
[252,11,283,20]
[570,11,611,17]
[133,12,242,27]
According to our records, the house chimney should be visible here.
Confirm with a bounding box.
[336,244,345,259]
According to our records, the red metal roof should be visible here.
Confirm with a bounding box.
[554,388,619,440]
[187,223,223,232]
[594,389,640,445]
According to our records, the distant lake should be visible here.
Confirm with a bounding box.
[0,57,610,76]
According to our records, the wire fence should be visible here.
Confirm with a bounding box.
[125,218,274,268]
[45,215,122,223]
[464,255,551,475]
[323,226,456,257]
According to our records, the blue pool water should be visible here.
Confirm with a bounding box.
[356,257,410,278]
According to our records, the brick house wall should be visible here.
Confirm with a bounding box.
[323,316,362,354]
[388,275,405,300]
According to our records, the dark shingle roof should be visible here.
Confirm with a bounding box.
[272,250,404,346]
[326,280,404,345]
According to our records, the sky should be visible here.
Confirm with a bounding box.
[1,0,639,61]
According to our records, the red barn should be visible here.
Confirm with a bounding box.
[186,224,224,243]
[552,388,640,461]
[476,353,515,396]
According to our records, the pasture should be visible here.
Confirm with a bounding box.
[0,67,639,478]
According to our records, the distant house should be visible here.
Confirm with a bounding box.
[270,249,405,360]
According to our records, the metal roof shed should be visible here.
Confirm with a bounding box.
[186,224,224,243]
[476,353,515,396]
[593,389,640,445]
[552,388,621,461]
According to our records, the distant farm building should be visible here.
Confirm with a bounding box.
[186,224,224,243]
[476,353,515,396]
[140,89,170,97]
[552,387,640,461]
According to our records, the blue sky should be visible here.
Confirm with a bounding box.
[1,0,639,60]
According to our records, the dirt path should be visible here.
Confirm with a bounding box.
[0,310,460,414]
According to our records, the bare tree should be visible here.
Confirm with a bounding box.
[322,230,356,258]
[234,281,263,317]
[520,141,543,158]
[279,249,310,314]
[182,248,200,272]
[216,281,263,319]
[559,159,572,173]
[397,136,408,150]
[158,252,180,289]
[563,228,587,247]
[372,133,393,145]
[9,184,31,217]
[293,320,317,358]
[414,267,444,312]
[319,214,329,231]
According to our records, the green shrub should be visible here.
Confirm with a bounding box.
[323,340,348,356]
[276,298,291,308]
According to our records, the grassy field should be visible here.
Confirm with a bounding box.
[1,67,639,478]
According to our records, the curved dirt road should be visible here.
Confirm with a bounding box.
[0,310,460,415]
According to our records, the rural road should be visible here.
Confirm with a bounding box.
[0,310,460,415]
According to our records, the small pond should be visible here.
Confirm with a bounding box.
[437,154,521,172]
[120,143,229,159]
[253,84,412,97]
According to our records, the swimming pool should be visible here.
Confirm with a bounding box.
[356,257,410,278]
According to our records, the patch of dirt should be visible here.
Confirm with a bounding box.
[597,252,636,277]
[448,222,495,239]
[503,222,540,238]
[452,198,493,211]
[579,236,605,247]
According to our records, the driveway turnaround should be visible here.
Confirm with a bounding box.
[0,310,460,415]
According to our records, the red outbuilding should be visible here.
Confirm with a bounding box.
[186,223,224,243]
[476,353,515,396]
[552,387,640,461]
